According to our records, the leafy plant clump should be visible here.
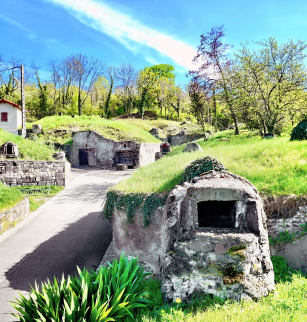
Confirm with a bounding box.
[102,190,169,227]
[182,156,226,183]
[271,255,305,283]
[12,254,152,322]
[290,119,307,141]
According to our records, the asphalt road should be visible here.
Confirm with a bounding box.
[0,168,131,321]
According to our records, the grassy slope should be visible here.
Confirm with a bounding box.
[0,128,57,160]
[119,118,202,138]
[27,116,161,144]
[0,183,24,212]
[115,129,307,196]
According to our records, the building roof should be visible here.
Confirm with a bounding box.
[0,99,21,110]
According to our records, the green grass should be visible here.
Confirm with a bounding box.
[118,118,203,138]
[0,128,57,160]
[0,183,24,212]
[115,130,307,196]
[133,274,307,322]
[27,115,162,144]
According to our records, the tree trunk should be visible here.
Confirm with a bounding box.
[104,76,113,119]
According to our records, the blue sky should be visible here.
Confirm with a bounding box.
[1,0,307,85]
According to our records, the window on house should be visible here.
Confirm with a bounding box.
[1,112,8,122]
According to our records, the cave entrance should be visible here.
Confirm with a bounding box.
[197,201,236,228]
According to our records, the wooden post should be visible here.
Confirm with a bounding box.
[20,65,26,138]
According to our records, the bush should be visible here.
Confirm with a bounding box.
[290,119,307,140]
[271,255,304,283]
[182,156,226,183]
[12,254,152,322]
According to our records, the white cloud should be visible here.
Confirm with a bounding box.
[0,14,36,40]
[45,0,198,70]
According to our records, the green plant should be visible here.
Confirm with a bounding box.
[0,183,24,212]
[11,221,16,227]
[12,254,152,321]
[271,256,303,283]
[182,156,226,183]
[290,119,307,141]
[227,245,246,260]
[102,190,169,227]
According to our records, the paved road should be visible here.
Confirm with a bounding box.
[0,168,131,321]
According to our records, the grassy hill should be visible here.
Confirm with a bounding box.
[26,116,203,145]
[114,129,307,197]
[27,116,163,144]
[0,128,57,160]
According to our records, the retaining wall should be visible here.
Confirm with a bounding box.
[0,197,30,234]
[0,160,70,186]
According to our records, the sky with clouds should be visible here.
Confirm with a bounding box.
[1,0,307,85]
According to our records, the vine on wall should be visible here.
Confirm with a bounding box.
[101,190,169,227]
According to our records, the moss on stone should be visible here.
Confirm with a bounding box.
[227,245,246,260]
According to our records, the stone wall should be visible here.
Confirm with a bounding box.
[72,131,160,169]
[0,197,30,234]
[266,206,307,238]
[139,143,161,167]
[167,132,205,146]
[0,160,70,186]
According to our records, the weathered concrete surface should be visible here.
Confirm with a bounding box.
[0,168,131,322]
[113,206,166,274]
[276,235,307,272]
[0,160,70,187]
[139,143,161,167]
[0,198,30,234]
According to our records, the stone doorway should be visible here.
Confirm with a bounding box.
[115,151,135,169]
[7,144,13,155]
[197,200,236,228]
[79,149,89,166]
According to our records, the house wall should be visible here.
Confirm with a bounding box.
[72,131,160,169]
[0,160,70,186]
[0,103,22,135]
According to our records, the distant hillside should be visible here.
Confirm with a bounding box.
[26,115,202,145]
[0,128,57,160]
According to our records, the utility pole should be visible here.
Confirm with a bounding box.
[20,65,26,138]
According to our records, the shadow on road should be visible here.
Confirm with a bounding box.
[5,211,112,292]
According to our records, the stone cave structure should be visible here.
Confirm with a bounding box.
[112,170,275,302]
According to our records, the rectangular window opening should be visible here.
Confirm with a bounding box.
[1,112,8,122]
[197,201,236,228]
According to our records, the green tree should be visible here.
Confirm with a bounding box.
[235,38,307,134]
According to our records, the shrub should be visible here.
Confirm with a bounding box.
[12,254,152,322]
[290,119,307,141]
[182,156,226,183]
[271,255,304,283]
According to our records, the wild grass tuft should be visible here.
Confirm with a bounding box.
[0,183,24,212]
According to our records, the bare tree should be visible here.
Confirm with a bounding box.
[70,54,105,116]
[116,63,137,117]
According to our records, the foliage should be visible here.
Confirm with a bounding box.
[102,190,169,227]
[182,156,226,182]
[235,38,307,135]
[290,119,307,141]
[12,254,152,322]
[271,256,304,283]
[0,183,24,212]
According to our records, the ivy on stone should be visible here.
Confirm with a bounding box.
[182,156,226,183]
[101,190,169,227]
[290,119,307,141]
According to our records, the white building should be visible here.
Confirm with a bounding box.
[0,99,22,135]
